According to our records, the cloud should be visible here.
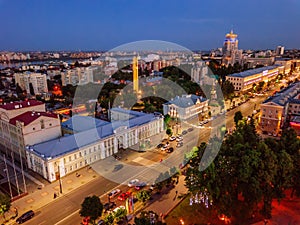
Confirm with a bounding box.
[179,18,223,24]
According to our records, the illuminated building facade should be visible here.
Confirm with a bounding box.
[259,82,300,136]
[222,30,242,66]
[163,94,209,120]
[25,108,164,182]
[226,65,282,92]
[0,100,61,160]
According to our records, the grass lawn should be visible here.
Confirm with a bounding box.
[165,194,226,225]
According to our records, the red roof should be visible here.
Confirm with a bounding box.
[9,111,58,126]
[0,100,44,110]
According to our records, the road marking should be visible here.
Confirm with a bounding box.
[38,221,46,225]
[53,209,80,225]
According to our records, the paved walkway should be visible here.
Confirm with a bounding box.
[2,166,99,224]
[132,175,187,222]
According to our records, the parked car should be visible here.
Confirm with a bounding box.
[135,182,147,190]
[177,142,183,148]
[108,189,121,199]
[118,191,132,201]
[16,210,35,224]
[161,146,168,151]
[104,202,116,212]
[166,147,174,153]
[169,136,176,141]
[182,130,188,135]
[176,136,183,142]
[157,143,163,148]
[97,220,105,225]
[128,179,139,187]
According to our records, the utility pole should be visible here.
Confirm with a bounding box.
[18,148,27,193]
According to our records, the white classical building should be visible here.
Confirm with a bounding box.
[0,100,61,159]
[163,94,209,120]
[25,108,164,182]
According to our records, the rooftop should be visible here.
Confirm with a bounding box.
[227,65,280,78]
[10,111,58,126]
[30,109,159,159]
[164,94,207,108]
[0,100,44,110]
[263,82,300,106]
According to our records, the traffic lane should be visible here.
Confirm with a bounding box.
[24,176,119,225]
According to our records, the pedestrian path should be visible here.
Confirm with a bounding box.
[2,166,100,225]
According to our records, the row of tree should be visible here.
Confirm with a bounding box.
[185,112,300,224]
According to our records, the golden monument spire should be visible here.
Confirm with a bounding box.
[133,56,139,93]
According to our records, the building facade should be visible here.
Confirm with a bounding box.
[222,30,243,66]
[61,67,95,86]
[259,82,300,136]
[226,65,282,92]
[25,108,164,182]
[0,100,61,159]
[14,72,48,95]
[163,94,208,120]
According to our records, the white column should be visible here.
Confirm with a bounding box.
[113,137,118,154]
[100,142,106,159]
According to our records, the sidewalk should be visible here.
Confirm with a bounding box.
[3,166,99,225]
[132,175,188,222]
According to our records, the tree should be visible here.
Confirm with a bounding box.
[104,213,114,225]
[113,207,127,223]
[166,128,172,137]
[136,190,151,203]
[234,111,243,126]
[79,195,103,224]
[0,194,11,221]
[134,211,166,225]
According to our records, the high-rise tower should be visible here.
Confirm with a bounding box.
[222,29,241,66]
[133,56,139,93]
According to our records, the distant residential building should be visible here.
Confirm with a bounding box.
[275,46,285,56]
[61,67,95,86]
[274,58,292,75]
[0,100,61,160]
[163,94,208,120]
[245,57,275,68]
[226,65,282,92]
[25,108,164,182]
[14,72,48,95]
[191,61,208,84]
[259,82,300,136]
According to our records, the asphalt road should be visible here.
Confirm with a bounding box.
[21,93,272,225]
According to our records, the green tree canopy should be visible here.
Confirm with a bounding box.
[79,195,103,224]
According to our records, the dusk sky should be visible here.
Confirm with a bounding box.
[1,0,300,51]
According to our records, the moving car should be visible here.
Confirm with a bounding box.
[157,143,163,148]
[161,146,168,151]
[182,130,188,135]
[187,127,194,132]
[118,191,132,201]
[16,210,35,224]
[108,189,121,199]
[128,179,139,187]
[135,182,147,190]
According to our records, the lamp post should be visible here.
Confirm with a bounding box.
[58,165,63,194]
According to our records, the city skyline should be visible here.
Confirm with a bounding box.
[1,0,300,51]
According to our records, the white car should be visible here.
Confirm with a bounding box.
[128,179,139,187]
[108,189,121,199]
[113,205,125,213]
[169,136,176,141]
